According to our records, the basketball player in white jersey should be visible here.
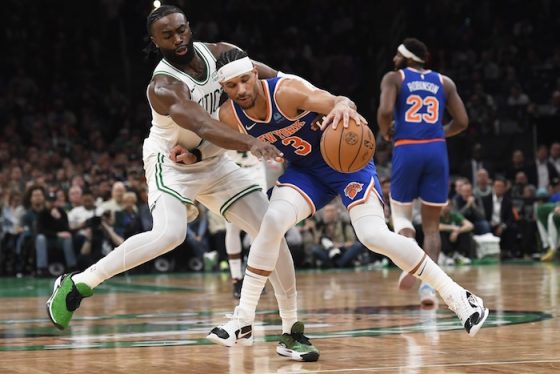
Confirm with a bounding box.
[46,5,319,360]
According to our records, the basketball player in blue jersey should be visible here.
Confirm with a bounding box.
[190,49,488,356]
[377,38,469,306]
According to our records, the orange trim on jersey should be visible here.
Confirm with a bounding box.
[347,177,379,211]
[230,100,249,134]
[276,182,316,215]
[243,80,272,123]
[394,138,445,147]
[273,78,311,121]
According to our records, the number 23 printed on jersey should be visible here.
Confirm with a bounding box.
[405,95,439,124]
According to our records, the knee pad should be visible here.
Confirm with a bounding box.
[390,199,415,234]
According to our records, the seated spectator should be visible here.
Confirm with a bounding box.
[99,181,126,220]
[549,142,560,175]
[482,177,520,258]
[36,189,77,276]
[529,145,559,189]
[453,180,491,234]
[114,192,142,240]
[1,190,25,275]
[67,190,105,267]
[461,143,494,183]
[311,203,367,268]
[506,150,532,182]
[439,199,475,264]
[473,168,493,199]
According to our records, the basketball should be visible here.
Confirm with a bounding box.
[320,119,376,173]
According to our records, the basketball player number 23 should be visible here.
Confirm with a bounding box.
[405,95,439,124]
[282,136,312,156]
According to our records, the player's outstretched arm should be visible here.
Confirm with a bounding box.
[377,71,400,141]
[275,79,367,130]
[148,76,282,160]
[442,76,469,137]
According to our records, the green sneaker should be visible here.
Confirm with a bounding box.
[46,273,93,330]
[276,321,320,362]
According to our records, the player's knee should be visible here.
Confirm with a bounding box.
[261,208,292,237]
[160,225,187,249]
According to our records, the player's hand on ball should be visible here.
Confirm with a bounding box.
[169,145,197,165]
[320,104,368,131]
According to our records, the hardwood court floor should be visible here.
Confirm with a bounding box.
[0,263,559,373]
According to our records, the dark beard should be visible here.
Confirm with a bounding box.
[161,39,195,67]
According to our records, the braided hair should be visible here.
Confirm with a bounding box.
[143,5,185,60]
[216,49,249,71]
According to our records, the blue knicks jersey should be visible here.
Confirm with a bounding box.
[393,68,446,141]
[231,77,323,168]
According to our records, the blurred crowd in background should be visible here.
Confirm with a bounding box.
[1,0,559,277]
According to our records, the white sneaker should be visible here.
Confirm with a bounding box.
[446,289,489,337]
[398,271,417,290]
[453,253,472,265]
[207,309,254,347]
[419,283,437,307]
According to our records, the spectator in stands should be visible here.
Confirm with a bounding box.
[550,142,560,175]
[506,150,532,182]
[311,203,367,268]
[453,180,491,234]
[461,143,494,183]
[114,192,142,240]
[474,168,493,199]
[439,199,474,265]
[67,190,104,267]
[36,190,77,276]
[1,191,25,275]
[136,186,153,232]
[67,186,83,212]
[99,181,126,220]
[529,145,559,189]
[482,177,519,258]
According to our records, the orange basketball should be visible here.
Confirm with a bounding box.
[320,119,376,173]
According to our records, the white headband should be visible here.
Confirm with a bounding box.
[398,44,425,63]
[217,57,254,82]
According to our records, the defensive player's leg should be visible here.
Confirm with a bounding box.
[225,221,244,297]
[47,193,188,329]
[349,194,488,336]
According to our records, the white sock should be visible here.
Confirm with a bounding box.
[412,254,462,301]
[229,259,243,280]
[237,270,267,323]
[276,291,298,334]
[72,265,106,289]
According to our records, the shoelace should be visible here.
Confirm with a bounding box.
[66,285,85,311]
[292,332,312,346]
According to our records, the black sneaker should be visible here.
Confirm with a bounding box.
[232,278,243,299]
[276,321,320,362]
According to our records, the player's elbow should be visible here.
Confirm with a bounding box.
[456,113,469,131]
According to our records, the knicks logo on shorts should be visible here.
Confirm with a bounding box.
[344,182,364,199]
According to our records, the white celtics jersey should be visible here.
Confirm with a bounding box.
[145,42,224,160]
